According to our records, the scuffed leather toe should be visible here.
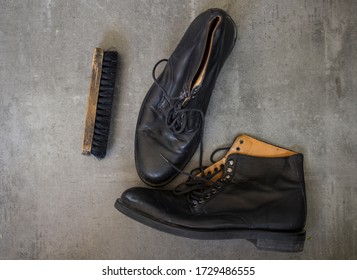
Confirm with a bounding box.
[135,133,178,187]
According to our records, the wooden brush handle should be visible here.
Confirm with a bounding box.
[82,48,104,155]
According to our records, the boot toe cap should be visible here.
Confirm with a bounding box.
[121,187,166,219]
[135,133,178,187]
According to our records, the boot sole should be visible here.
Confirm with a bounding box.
[115,199,306,253]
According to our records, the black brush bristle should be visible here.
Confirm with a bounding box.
[91,51,118,158]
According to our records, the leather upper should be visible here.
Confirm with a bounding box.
[122,153,307,231]
[135,9,237,187]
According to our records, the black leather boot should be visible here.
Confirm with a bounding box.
[116,136,307,252]
[135,8,237,187]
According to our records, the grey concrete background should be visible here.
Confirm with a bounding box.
[0,0,356,259]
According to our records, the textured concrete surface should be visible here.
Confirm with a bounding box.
[0,0,356,259]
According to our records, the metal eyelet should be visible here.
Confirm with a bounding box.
[198,198,204,204]
[227,167,233,173]
[229,160,234,166]
[192,202,198,208]
[225,175,231,179]
[205,194,211,199]
[211,189,217,194]
[216,184,222,189]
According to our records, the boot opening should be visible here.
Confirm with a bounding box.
[191,16,222,92]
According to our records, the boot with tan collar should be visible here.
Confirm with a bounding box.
[116,135,307,252]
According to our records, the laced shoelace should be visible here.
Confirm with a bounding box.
[153,59,234,206]
[153,59,206,172]
[170,146,231,207]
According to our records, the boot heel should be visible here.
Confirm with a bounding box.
[254,232,306,253]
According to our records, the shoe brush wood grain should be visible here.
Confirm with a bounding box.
[82,48,118,158]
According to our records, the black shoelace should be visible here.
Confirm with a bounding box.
[153,59,233,207]
[153,59,206,173]
[172,146,231,207]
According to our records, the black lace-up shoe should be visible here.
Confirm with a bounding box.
[135,8,237,187]
[116,141,307,252]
